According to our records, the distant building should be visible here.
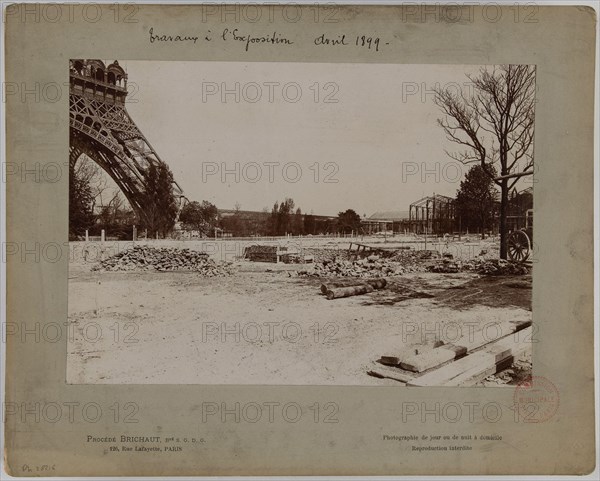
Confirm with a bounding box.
[363,195,457,235]
[361,211,409,234]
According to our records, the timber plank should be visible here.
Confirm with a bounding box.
[456,319,531,352]
[407,327,532,387]
[367,362,415,383]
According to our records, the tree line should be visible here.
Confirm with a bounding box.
[70,159,529,245]
[70,156,519,242]
[181,197,363,237]
[70,162,364,240]
[69,158,178,240]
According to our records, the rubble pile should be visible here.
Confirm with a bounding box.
[303,254,426,278]
[428,257,530,275]
[386,249,440,267]
[482,370,515,385]
[427,257,461,273]
[469,258,530,275]
[93,245,235,276]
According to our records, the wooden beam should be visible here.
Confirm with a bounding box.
[407,327,532,387]
[367,363,415,383]
[456,319,531,352]
[381,319,531,373]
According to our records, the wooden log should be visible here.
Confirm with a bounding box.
[326,284,374,300]
[321,280,359,293]
[366,278,387,290]
[320,278,387,294]
[407,327,532,387]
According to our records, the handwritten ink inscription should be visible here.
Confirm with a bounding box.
[221,28,293,52]
[149,26,293,52]
[148,26,388,53]
[149,27,200,44]
[314,33,387,52]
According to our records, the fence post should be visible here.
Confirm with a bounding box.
[101,229,105,243]
[85,230,89,242]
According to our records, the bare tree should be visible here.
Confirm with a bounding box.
[74,155,109,212]
[434,65,536,259]
[108,191,124,224]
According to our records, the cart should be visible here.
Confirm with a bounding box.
[507,209,533,262]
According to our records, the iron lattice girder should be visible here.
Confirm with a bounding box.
[70,116,146,188]
[70,96,141,138]
[70,132,146,217]
[69,83,184,225]
[71,96,184,196]
[70,95,153,163]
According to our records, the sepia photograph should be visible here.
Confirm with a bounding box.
[67,60,536,386]
[4,2,597,477]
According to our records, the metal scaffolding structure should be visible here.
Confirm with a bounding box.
[408,194,455,235]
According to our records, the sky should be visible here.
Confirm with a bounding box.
[115,61,493,217]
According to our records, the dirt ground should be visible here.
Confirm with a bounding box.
[67,255,532,385]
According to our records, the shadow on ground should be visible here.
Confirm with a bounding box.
[301,273,532,311]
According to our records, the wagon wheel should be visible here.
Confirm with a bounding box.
[507,230,531,262]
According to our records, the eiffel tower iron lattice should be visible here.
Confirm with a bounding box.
[69,59,184,228]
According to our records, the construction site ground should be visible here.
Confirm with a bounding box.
[67,237,532,385]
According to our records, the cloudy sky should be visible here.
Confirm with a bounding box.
[118,61,490,217]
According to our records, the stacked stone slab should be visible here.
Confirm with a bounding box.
[243,245,279,263]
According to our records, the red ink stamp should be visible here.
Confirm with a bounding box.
[514,375,559,423]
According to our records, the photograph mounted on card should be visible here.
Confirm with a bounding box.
[3,3,596,477]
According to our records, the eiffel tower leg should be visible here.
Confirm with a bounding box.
[69,131,151,227]
[69,145,83,169]
[70,60,184,236]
